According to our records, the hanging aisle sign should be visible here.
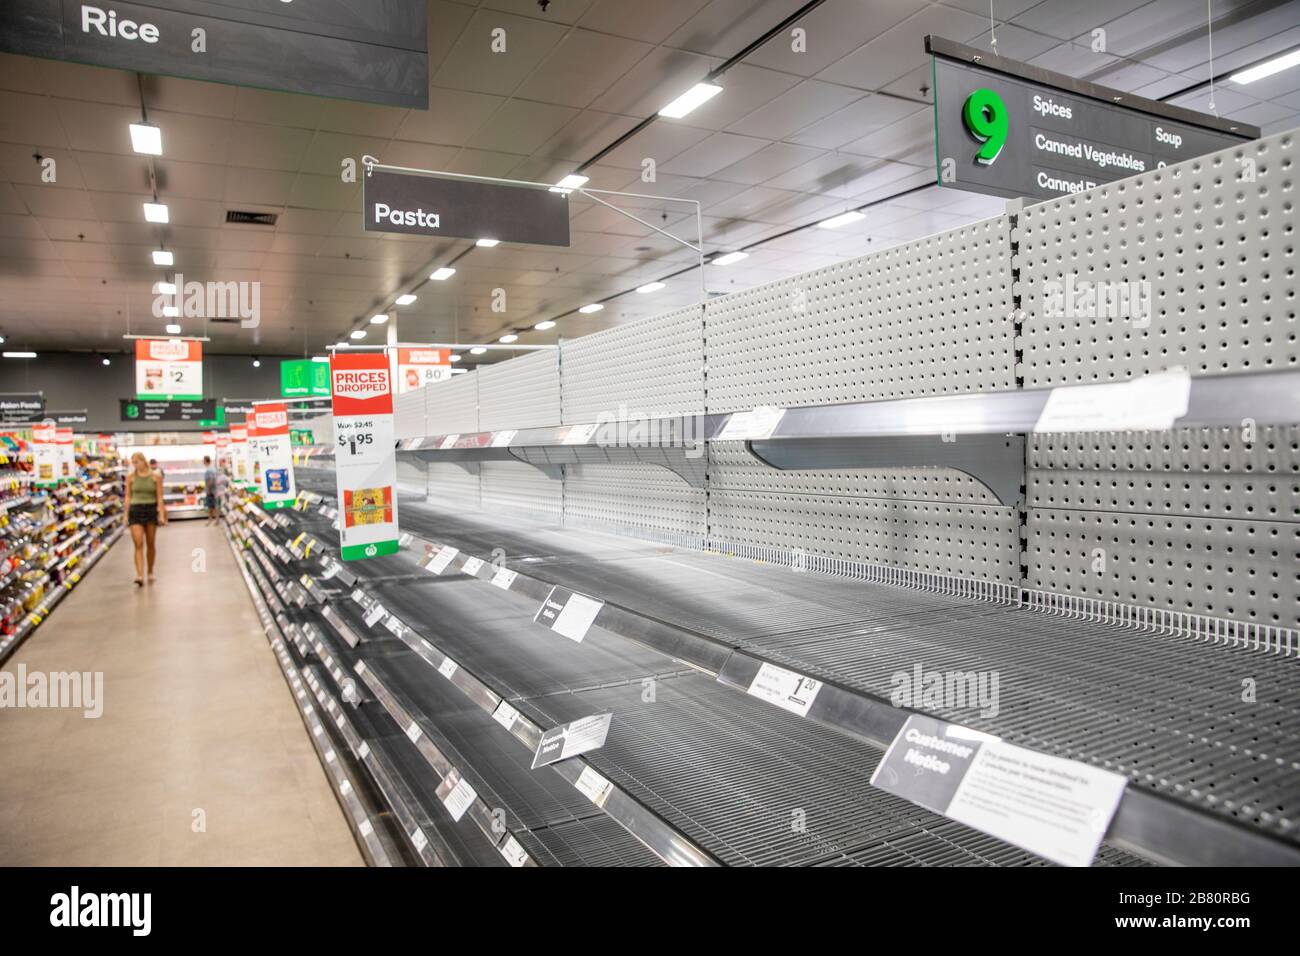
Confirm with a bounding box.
[32,422,59,489]
[229,425,253,488]
[363,169,571,246]
[926,36,1258,201]
[396,348,452,392]
[251,403,296,510]
[135,339,203,400]
[0,0,429,109]
[329,352,399,561]
[56,427,75,483]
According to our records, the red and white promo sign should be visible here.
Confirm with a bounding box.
[56,427,74,481]
[329,352,399,560]
[251,402,295,509]
[134,338,204,400]
[32,421,59,488]
[396,347,451,392]
[229,424,253,487]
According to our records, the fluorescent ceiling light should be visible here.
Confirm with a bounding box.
[469,346,487,355]
[533,320,556,330]
[578,303,604,314]
[152,250,173,266]
[102,357,111,366]
[129,123,162,155]
[451,368,468,375]
[449,353,462,362]
[499,333,518,343]
[712,251,748,266]
[165,323,181,334]
[154,281,176,295]
[252,359,261,368]
[475,238,500,247]
[312,356,330,363]
[143,202,169,223]
[1231,48,1300,84]
[370,313,389,325]
[162,305,180,318]
[635,281,665,294]
[551,173,589,193]
[394,294,417,305]
[817,210,866,229]
[349,329,366,340]
[659,82,723,118]
[430,267,456,280]
[3,351,36,358]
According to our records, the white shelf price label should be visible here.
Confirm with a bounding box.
[439,434,460,450]
[492,700,520,731]
[491,567,517,590]
[357,742,370,759]
[441,772,478,822]
[426,545,459,575]
[490,430,516,448]
[438,657,459,680]
[384,614,404,637]
[410,828,428,853]
[358,819,374,838]
[321,563,339,580]
[574,766,614,808]
[363,603,388,628]
[405,722,423,743]
[717,405,786,441]
[1034,368,1191,434]
[533,586,604,643]
[350,588,366,605]
[747,662,823,717]
[499,835,529,867]
[461,556,484,576]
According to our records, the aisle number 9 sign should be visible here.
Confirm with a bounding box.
[962,88,1007,164]
[329,353,400,560]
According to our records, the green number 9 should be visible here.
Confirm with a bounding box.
[962,88,1008,164]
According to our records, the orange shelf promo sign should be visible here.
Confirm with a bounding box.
[396,347,451,392]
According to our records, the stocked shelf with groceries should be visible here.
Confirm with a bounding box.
[0,437,124,664]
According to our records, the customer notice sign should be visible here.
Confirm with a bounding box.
[927,36,1258,201]
[0,0,428,109]
[329,351,399,561]
[364,170,571,246]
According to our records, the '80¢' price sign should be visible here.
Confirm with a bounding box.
[329,352,400,561]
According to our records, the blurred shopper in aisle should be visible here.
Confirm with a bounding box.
[203,455,220,525]
[126,452,167,586]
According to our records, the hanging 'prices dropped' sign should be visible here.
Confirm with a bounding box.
[251,402,297,510]
[329,352,400,561]
[135,338,203,400]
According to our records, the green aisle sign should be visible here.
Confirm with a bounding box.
[281,360,330,398]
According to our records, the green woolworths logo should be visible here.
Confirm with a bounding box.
[963,88,1008,164]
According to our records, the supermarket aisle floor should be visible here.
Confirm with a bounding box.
[0,519,363,866]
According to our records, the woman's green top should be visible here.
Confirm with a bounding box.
[129,470,158,505]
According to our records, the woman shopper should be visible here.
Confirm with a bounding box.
[126,452,167,586]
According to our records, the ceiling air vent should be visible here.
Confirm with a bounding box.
[226,210,278,226]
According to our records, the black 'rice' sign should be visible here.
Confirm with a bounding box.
[0,0,428,109]
[363,170,572,247]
